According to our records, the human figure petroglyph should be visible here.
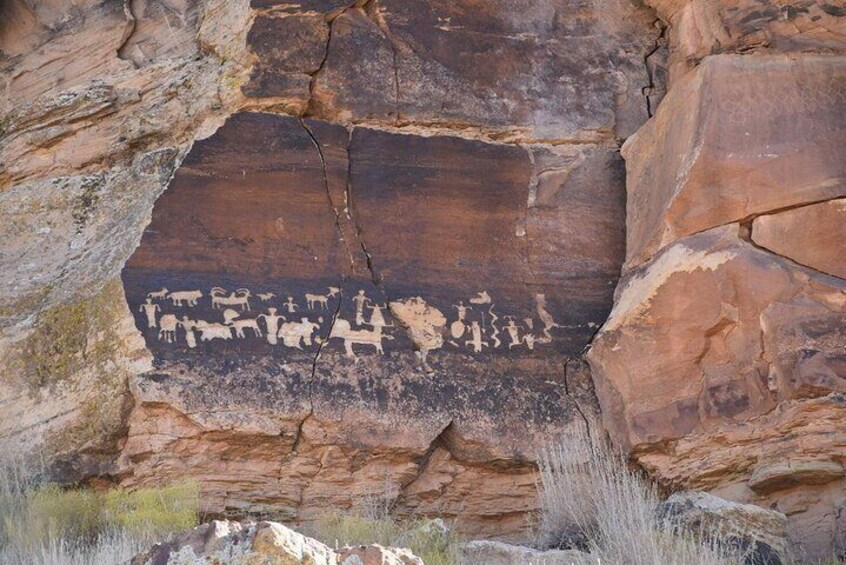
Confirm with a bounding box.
[329,317,392,358]
[366,303,391,328]
[352,290,372,326]
[195,321,233,341]
[211,287,252,312]
[504,317,523,349]
[470,291,491,305]
[257,292,276,302]
[258,308,285,345]
[139,297,160,328]
[222,308,240,324]
[179,316,198,348]
[450,301,472,339]
[523,333,536,351]
[278,318,321,349]
[465,320,489,353]
[535,293,559,344]
[147,287,168,300]
[158,314,178,343]
[283,296,299,313]
[167,290,203,307]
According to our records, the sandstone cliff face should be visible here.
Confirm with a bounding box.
[587,1,846,558]
[2,0,844,557]
[0,0,659,539]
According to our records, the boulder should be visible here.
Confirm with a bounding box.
[657,492,788,564]
[131,520,424,564]
[337,545,423,565]
[622,55,846,271]
[458,540,598,565]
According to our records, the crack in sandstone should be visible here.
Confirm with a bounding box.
[117,0,139,67]
[642,17,667,118]
[364,0,401,125]
[344,127,383,289]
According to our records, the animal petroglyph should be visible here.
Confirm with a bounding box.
[139,297,160,328]
[211,287,252,312]
[158,314,178,343]
[148,287,168,300]
[167,290,203,307]
[278,318,320,349]
[195,321,233,341]
[329,317,392,358]
[470,291,491,305]
[257,292,276,302]
[230,318,263,339]
[306,287,338,310]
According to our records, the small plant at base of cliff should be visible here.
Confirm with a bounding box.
[0,456,200,565]
[536,431,747,565]
[314,503,459,565]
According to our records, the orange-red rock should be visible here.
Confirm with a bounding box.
[623,54,846,271]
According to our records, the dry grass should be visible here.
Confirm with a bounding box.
[536,430,746,565]
[0,456,199,565]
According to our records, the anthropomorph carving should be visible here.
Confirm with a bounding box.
[352,290,372,325]
[158,314,178,343]
[258,308,285,345]
[283,296,299,313]
[139,297,160,328]
[535,293,559,344]
[466,320,489,353]
[450,301,472,338]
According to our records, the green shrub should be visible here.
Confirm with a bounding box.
[104,482,199,536]
[315,510,459,565]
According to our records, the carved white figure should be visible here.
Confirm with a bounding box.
[278,318,320,349]
[147,287,169,300]
[488,304,501,348]
[139,297,160,328]
[305,293,329,310]
[329,317,392,358]
[282,296,299,313]
[167,290,203,307]
[450,301,472,338]
[352,290,372,325]
[210,287,252,312]
[465,320,488,353]
[535,293,560,344]
[366,303,390,328]
[230,318,263,339]
[194,321,233,341]
[389,297,446,365]
[504,318,522,349]
[222,308,240,324]
[523,333,536,351]
[257,292,276,302]
[179,316,198,348]
[258,308,285,345]
[158,314,178,343]
[326,287,341,298]
[469,291,491,305]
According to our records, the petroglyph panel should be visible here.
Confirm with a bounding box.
[123,112,625,368]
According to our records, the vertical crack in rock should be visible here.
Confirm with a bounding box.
[562,358,592,436]
[642,18,667,118]
[345,127,383,289]
[117,0,139,66]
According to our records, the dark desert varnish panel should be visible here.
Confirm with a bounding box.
[122,112,624,367]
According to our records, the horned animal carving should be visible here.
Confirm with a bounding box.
[210,287,252,312]
[167,290,203,307]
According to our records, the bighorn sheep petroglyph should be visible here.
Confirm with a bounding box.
[210,287,252,311]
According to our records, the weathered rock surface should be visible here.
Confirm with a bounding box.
[657,491,788,564]
[622,54,846,271]
[458,540,598,565]
[753,198,846,279]
[131,519,421,564]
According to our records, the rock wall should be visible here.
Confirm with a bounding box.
[0,0,659,539]
[2,0,843,556]
[587,1,846,558]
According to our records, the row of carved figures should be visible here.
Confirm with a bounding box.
[139,287,562,356]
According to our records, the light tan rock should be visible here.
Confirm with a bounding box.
[458,540,598,565]
[749,460,845,494]
[337,544,423,565]
[753,198,846,279]
[622,55,846,271]
[252,521,338,564]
